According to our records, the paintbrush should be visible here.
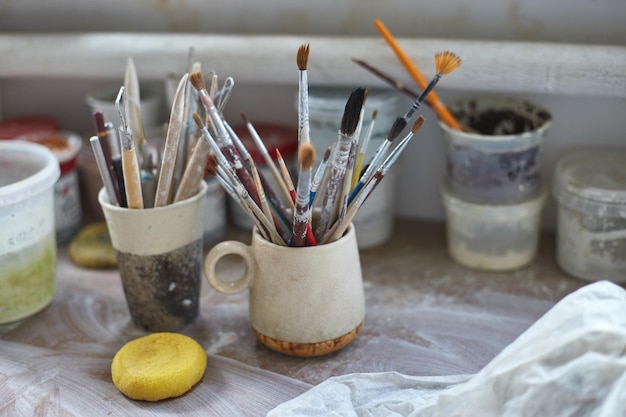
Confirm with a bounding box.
[105,121,127,208]
[189,71,262,208]
[351,109,377,189]
[92,111,121,205]
[352,57,422,101]
[124,57,147,164]
[249,158,278,240]
[297,44,311,147]
[373,19,462,131]
[225,118,293,228]
[154,73,188,207]
[401,51,462,123]
[90,135,119,206]
[325,116,426,243]
[309,145,331,207]
[115,86,143,209]
[292,143,316,247]
[348,115,406,204]
[314,87,366,242]
[333,140,357,237]
[349,51,460,204]
[193,111,290,243]
[240,112,293,208]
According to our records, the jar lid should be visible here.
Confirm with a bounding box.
[232,124,298,165]
[0,115,59,140]
[307,87,402,111]
[553,149,626,213]
[18,130,83,164]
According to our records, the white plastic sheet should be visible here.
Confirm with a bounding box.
[268,281,626,417]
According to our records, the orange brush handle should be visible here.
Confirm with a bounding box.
[373,19,461,131]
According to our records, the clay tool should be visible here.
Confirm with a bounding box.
[140,153,157,208]
[325,116,425,243]
[292,143,316,247]
[315,87,366,241]
[174,134,211,203]
[155,72,188,207]
[115,86,143,209]
[92,111,121,204]
[240,112,293,209]
[216,76,235,114]
[105,121,127,208]
[124,57,147,163]
[309,145,331,207]
[90,135,119,206]
[175,59,200,194]
[189,71,261,208]
[373,18,462,131]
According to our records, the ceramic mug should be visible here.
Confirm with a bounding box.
[204,224,365,357]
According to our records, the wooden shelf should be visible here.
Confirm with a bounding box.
[0,33,624,97]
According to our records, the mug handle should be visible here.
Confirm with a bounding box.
[203,240,255,294]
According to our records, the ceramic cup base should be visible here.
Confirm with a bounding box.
[254,321,363,357]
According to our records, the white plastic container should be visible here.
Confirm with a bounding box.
[440,97,551,204]
[0,141,60,323]
[20,131,83,242]
[442,184,546,271]
[553,149,626,283]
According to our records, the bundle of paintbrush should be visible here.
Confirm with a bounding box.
[91,45,460,248]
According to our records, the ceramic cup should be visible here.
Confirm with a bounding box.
[204,224,365,357]
[98,182,207,332]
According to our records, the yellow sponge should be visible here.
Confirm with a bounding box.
[111,332,207,401]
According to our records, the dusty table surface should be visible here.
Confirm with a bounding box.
[0,219,593,416]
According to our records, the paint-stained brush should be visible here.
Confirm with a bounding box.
[292,143,316,247]
[374,18,462,130]
[315,87,366,241]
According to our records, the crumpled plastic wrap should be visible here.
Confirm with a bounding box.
[268,281,626,417]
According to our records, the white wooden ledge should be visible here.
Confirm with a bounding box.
[1,33,624,98]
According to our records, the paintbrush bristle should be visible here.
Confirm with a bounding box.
[322,146,331,162]
[435,51,461,75]
[297,44,310,71]
[298,143,316,170]
[240,112,250,125]
[386,116,407,142]
[192,112,204,129]
[372,109,378,120]
[411,115,426,133]
[189,71,207,92]
[341,87,366,137]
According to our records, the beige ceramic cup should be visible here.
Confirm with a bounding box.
[204,224,365,357]
[98,182,207,332]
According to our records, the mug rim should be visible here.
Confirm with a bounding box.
[252,222,355,250]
